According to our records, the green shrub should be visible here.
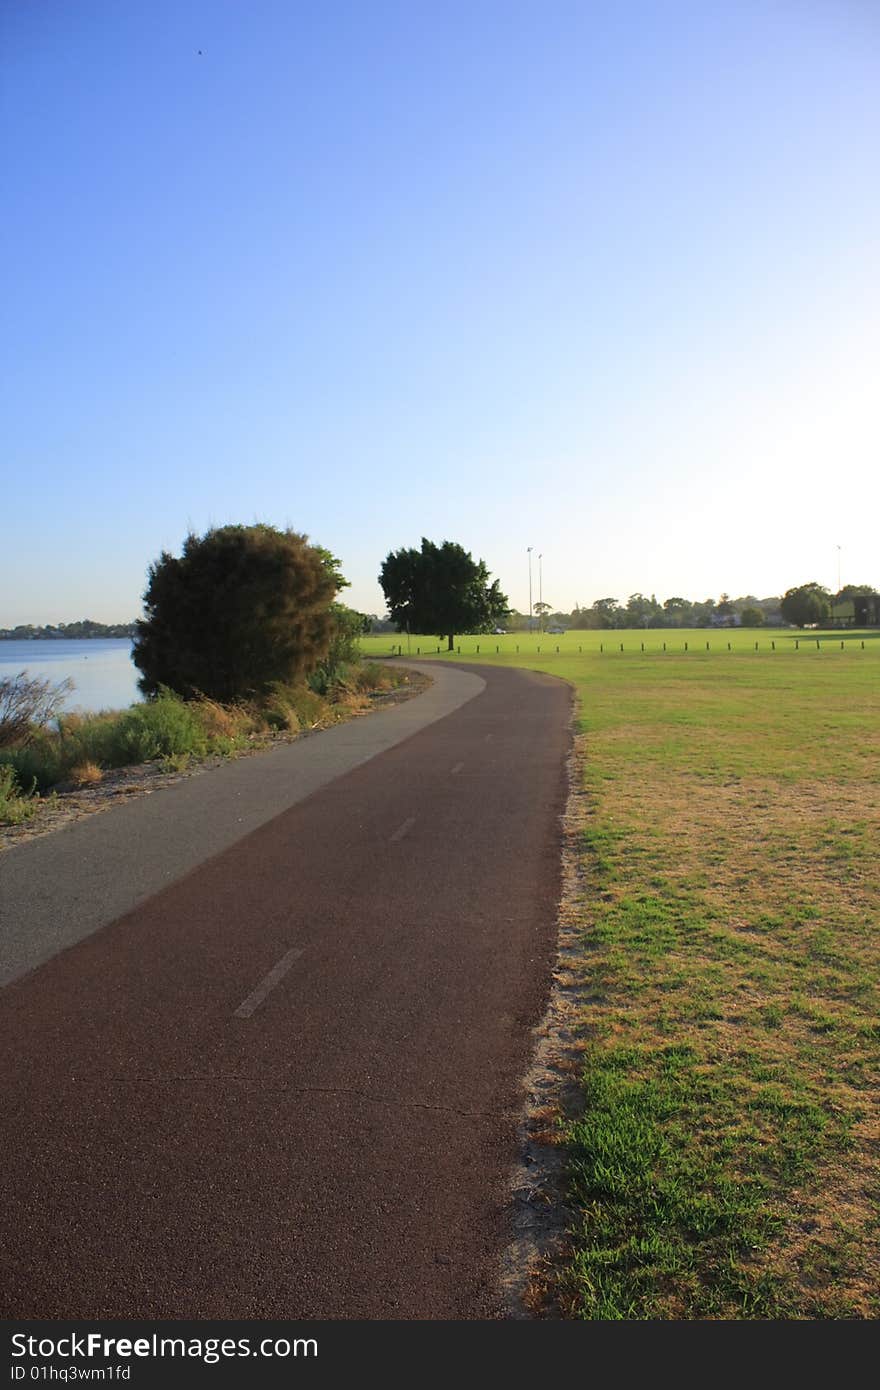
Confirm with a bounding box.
[307,604,367,694]
[306,667,329,696]
[263,703,297,732]
[284,685,326,728]
[0,763,39,823]
[259,683,299,732]
[160,751,192,774]
[59,712,122,768]
[355,661,391,692]
[108,690,208,765]
[204,734,238,757]
[308,661,355,696]
[0,736,65,793]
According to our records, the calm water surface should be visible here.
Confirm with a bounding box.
[0,639,142,713]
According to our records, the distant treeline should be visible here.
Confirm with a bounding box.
[511,593,784,630]
[367,594,784,632]
[370,582,878,632]
[0,620,136,641]
[545,583,877,631]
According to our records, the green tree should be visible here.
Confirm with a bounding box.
[780,582,832,628]
[662,597,693,628]
[504,608,530,631]
[591,597,623,629]
[133,524,347,701]
[625,593,662,627]
[691,597,717,627]
[533,600,551,632]
[379,538,508,651]
[570,605,596,629]
[740,606,765,627]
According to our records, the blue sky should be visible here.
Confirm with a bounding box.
[3,0,878,625]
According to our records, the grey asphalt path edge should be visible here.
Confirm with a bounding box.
[0,663,484,987]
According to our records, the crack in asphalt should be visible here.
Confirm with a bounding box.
[65,1075,507,1119]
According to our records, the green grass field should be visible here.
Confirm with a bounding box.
[361,625,878,660]
[372,627,880,1318]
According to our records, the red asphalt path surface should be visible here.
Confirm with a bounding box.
[1,664,571,1319]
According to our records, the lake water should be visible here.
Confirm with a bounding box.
[0,639,142,714]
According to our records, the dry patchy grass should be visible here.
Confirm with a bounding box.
[66,761,104,788]
[564,657,879,1317]
[443,646,880,1318]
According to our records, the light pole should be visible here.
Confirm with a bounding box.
[539,553,543,631]
[836,545,842,594]
[527,547,533,630]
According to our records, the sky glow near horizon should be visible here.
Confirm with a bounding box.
[3,1,878,626]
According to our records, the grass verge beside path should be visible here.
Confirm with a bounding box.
[380,632,880,1319]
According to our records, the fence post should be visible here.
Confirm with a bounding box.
[684,641,688,652]
[620,643,624,652]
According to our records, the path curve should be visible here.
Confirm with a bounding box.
[0,662,571,1319]
[0,663,484,987]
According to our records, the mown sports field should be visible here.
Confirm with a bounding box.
[364,627,880,1318]
[360,625,877,658]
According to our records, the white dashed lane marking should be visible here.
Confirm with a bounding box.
[389,816,417,843]
[234,948,305,1018]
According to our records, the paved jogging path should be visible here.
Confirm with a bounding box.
[0,663,571,1319]
[0,664,486,988]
